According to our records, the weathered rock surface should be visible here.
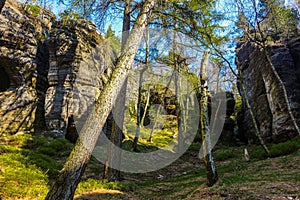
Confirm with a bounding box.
[0,0,115,138]
[0,0,54,135]
[236,37,300,143]
[219,92,236,146]
[44,20,115,138]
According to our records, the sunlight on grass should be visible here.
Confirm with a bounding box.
[124,115,178,151]
[0,148,49,199]
[0,134,74,200]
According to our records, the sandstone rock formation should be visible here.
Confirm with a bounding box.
[236,37,300,143]
[44,19,115,139]
[0,0,115,138]
[219,92,236,146]
[0,0,54,135]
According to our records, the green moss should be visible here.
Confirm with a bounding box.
[0,147,49,199]
[0,134,73,199]
[214,149,236,161]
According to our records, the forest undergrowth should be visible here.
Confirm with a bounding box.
[0,133,299,200]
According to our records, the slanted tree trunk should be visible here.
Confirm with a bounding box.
[239,78,270,155]
[209,42,270,155]
[104,0,131,181]
[262,50,300,136]
[45,1,156,199]
[242,0,300,137]
[175,58,184,152]
[106,78,127,181]
[199,51,218,187]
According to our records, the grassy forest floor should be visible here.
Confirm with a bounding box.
[0,133,300,200]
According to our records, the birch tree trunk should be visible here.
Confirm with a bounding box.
[243,0,300,137]
[45,1,156,199]
[239,78,270,155]
[199,51,218,187]
[175,60,183,152]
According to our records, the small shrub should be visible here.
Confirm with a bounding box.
[47,138,73,151]
[17,149,62,177]
[249,147,268,160]
[37,138,73,157]
[269,139,299,158]
[215,149,236,161]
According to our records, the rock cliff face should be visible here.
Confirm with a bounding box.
[0,0,54,135]
[0,0,114,138]
[236,37,300,143]
[44,19,114,139]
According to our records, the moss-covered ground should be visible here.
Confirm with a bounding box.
[0,133,299,199]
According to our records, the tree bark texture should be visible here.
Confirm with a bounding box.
[45,1,157,199]
[199,51,218,187]
[105,0,131,181]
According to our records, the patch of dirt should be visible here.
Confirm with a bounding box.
[81,147,300,199]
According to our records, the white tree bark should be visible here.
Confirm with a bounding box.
[199,51,218,187]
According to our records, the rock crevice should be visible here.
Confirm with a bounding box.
[236,37,300,143]
[0,0,115,137]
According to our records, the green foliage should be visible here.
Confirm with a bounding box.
[258,0,299,39]
[269,137,300,157]
[235,96,242,113]
[59,10,83,25]
[214,149,237,161]
[0,143,49,199]
[26,4,41,17]
[249,147,268,160]
[127,101,137,119]
[152,130,176,148]
[0,134,76,199]
[105,24,121,53]
[247,136,300,160]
